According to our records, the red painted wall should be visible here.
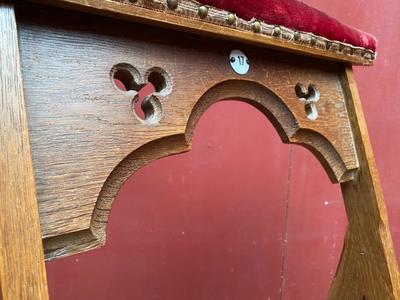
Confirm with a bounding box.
[46,1,400,299]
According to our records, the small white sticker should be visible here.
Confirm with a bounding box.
[229,50,250,75]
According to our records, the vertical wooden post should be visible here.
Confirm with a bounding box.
[0,1,49,299]
[328,66,400,299]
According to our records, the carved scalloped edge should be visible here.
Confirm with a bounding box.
[43,80,358,261]
[114,0,375,65]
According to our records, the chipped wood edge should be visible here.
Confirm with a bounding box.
[28,0,375,66]
[0,1,48,299]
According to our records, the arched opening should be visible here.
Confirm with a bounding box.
[46,100,346,300]
[90,80,351,241]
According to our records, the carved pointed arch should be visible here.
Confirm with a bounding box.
[89,80,356,244]
[43,79,358,260]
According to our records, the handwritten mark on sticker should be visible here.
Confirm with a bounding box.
[229,50,250,75]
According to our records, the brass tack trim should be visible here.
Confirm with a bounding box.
[167,0,178,10]
[252,21,261,33]
[326,40,332,50]
[129,0,376,64]
[198,6,208,18]
[310,36,317,46]
[273,26,282,37]
[226,13,236,25]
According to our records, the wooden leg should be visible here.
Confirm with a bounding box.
[328,66,400,299]
[0,2,48,299]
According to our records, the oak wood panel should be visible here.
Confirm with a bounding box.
[0,1,48,299]
[327,66,400,299]
[45,101,291,300]
[16,3,359,260]
[28,0,375,66]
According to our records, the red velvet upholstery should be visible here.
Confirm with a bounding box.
[198,0,377,51]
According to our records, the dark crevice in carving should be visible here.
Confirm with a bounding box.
[111,64,173,123]
[295,83,320,121]
[43,79,355,260]
[111,63,143,93]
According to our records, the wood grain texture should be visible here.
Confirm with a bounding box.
[11,3,400,299]
[327,66,400,299]
[0,2,48,299]
[15,3,359,260]
[27,0,375,66]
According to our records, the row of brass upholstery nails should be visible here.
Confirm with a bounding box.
[128,0,374,59]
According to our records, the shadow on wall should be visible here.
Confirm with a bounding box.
[46,100,346,300]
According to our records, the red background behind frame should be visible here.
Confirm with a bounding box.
[46,0,400,299]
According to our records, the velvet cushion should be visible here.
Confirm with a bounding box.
[198,0,376,51]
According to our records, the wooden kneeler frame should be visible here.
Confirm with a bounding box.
[0,0,399,299]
